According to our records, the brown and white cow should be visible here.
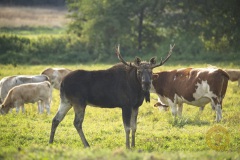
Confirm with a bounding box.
[41,68,72,90]
[223,69,240,87]
[0,81,52,115]
[151,67,229,122]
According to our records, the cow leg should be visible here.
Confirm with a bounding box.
[169,95,177,117]
[73,104,90,148]
[15,106,20,113]
[238,79,240,87]
[177,103,183,117]
[44,101,50,114]
[170,103,177,117]
[14,102,20,113]
[21,105,25,113]
[49,99,72,144]
[199,106,205,113]
[212,98,222,122]
[215,103,222,122]
[130,107,139,148]
[122,107,132,149]
[38,101,44,113]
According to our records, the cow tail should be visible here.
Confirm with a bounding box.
[218,69,229,108]
[46,81,52,104]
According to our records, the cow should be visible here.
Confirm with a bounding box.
[223,69,240,87]
[151,67,229,122]
[0,75,50,113]
[49,44,174,149]
[41,68,72,90]
[0,81,52,115]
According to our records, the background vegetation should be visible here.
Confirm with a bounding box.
[0,0,239,64]
[0,63,240,160]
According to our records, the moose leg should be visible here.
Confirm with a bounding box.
[49,99,72,144]
[130,108,139,148]
[73,105,90,148]
[122,108,132,149]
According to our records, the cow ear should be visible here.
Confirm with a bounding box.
[150,57,156,65]
[152,74,159,80]
[134,57,141,66]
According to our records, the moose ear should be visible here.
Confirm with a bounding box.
[134,57,141,66]
[150,57,156,65]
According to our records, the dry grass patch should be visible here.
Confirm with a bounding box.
[0,6,69,27]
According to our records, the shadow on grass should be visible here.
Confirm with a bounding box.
[168,115,210,128]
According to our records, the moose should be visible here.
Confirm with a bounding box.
[49,44,174,149]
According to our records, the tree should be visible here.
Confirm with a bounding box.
[66,0,239,58]
[67,0,168,56]
[165,0,240,52]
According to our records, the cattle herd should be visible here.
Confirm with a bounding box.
[0,44,240,148]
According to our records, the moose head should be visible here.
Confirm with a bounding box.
[116,44,175,101]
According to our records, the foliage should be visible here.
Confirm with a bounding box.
[0,63,240,159]
[66,0,240,56]
[0,32,240,65]
[0,34,90,64]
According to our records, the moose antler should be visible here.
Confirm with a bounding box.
[116,44,133,67]
[151,44,175,69]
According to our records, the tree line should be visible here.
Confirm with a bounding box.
[0,0,239,64]
[66,0,239,55]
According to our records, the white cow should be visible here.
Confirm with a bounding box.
[41,68,72,90]
[0,81,52,114]
[0,75,50,112]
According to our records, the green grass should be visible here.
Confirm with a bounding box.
[0,26,66,36]
[0,63,240,159]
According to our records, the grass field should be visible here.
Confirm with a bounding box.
[0,63,239,160]
[0,5,239,160]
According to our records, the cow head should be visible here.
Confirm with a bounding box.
[116,44,174,101]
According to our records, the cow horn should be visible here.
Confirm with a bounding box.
[151,44,175,68]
